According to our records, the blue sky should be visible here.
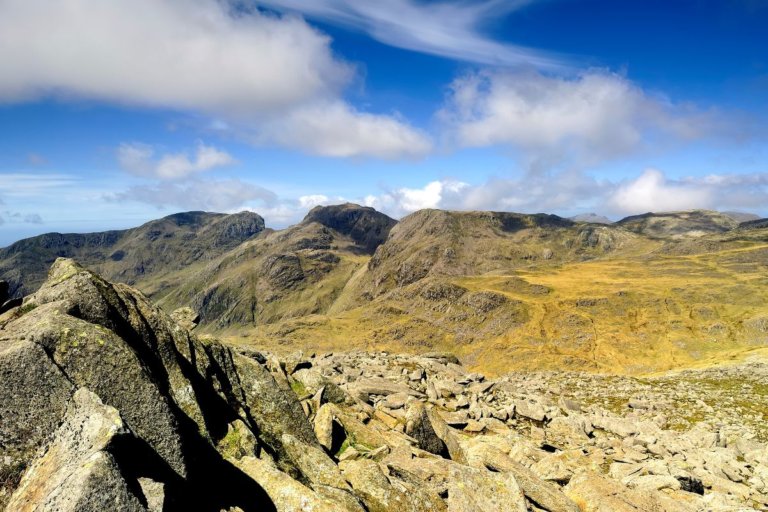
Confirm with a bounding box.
[0,0,766,245]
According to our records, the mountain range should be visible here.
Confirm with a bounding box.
[3,204,768,375]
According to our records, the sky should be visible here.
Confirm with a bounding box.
[0,0,766,245]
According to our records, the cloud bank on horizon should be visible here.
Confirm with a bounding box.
[0,0,765,243]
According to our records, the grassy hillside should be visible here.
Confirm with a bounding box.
[217,209,768,376]
[5,205,767,376]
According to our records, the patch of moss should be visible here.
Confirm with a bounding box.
[289,379,308,398]
[15,302,38,317]
[217,427,245,459]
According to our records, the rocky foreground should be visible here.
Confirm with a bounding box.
[1,260,767,511]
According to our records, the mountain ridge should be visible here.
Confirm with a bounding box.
[3,205,768,376]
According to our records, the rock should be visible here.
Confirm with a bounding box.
[463,420,486,433]
[170,306,199,331]
[464,441,580,512]
[0,297,22,315]
[515,399,547,422]
[0,338,74,467]
[234,455,348,512]
[422,352,461,365]
[382,392,411,409]
[405,402,449,457]
[341,459,446,512]
[0,280,9,304]
[138,478,165,512]
[292,367,349,404]
[351,378,424,402]
[234,353,323,471]
[7,388,146,512]
[564,472,698,512]
[446,463,527,512]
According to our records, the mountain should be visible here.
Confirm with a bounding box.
[569,213,614,224]
[723,210,761,223]
[615,210,741,238]
[4,204,768,377]
[7,261,762,510]
[215,207,768,376]
[155,204,397,327]
[0,211,265,298]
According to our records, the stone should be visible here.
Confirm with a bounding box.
[405,402,449,457]
[446,463,527,512]
[170,306,199,331]
[234,455,351,512]
[564,472,698,512]
[7,388,146,512]
[515,399,547,422]
[341,459,446,512]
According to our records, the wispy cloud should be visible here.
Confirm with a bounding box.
[258,0,563,68]
[0,173,80,198]
[110,179,277,211]
[117,142,236,180]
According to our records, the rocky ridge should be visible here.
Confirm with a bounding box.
[0,210,265,298]
[2,259,767,511]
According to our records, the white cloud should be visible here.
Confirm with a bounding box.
[258,0,561,68]
[360,168,768,220]
[0,0,348,113]
[298,194,331,209]
[0,0,429,159]
[111,179,276,212]
[439,70,715,165]
[364,180,470,217]
[607,169,712,214]
[0,173,80,198]
[259,101,432,158]
[117,142,236,180]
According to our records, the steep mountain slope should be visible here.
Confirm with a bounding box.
[156,204,396,328]
[0,211,264,297]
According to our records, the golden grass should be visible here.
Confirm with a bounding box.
[222,240,768,377]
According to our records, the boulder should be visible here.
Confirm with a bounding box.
[446,463,527,512]
[7,388,146,512]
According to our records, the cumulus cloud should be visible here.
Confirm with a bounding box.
[439,70,716,166]
[360,168,768,220]
[0,0,348,112]
[0,0,430,159]
[117,142,236,180]
[258,0,561,68]
[607,169,712,214]
[111,179,276,211]
[607,169,768,215]
[258,101,432,158]
[363,180,470,217]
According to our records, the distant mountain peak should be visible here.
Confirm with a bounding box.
[569,213,614,224]
[302,203,397,254]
